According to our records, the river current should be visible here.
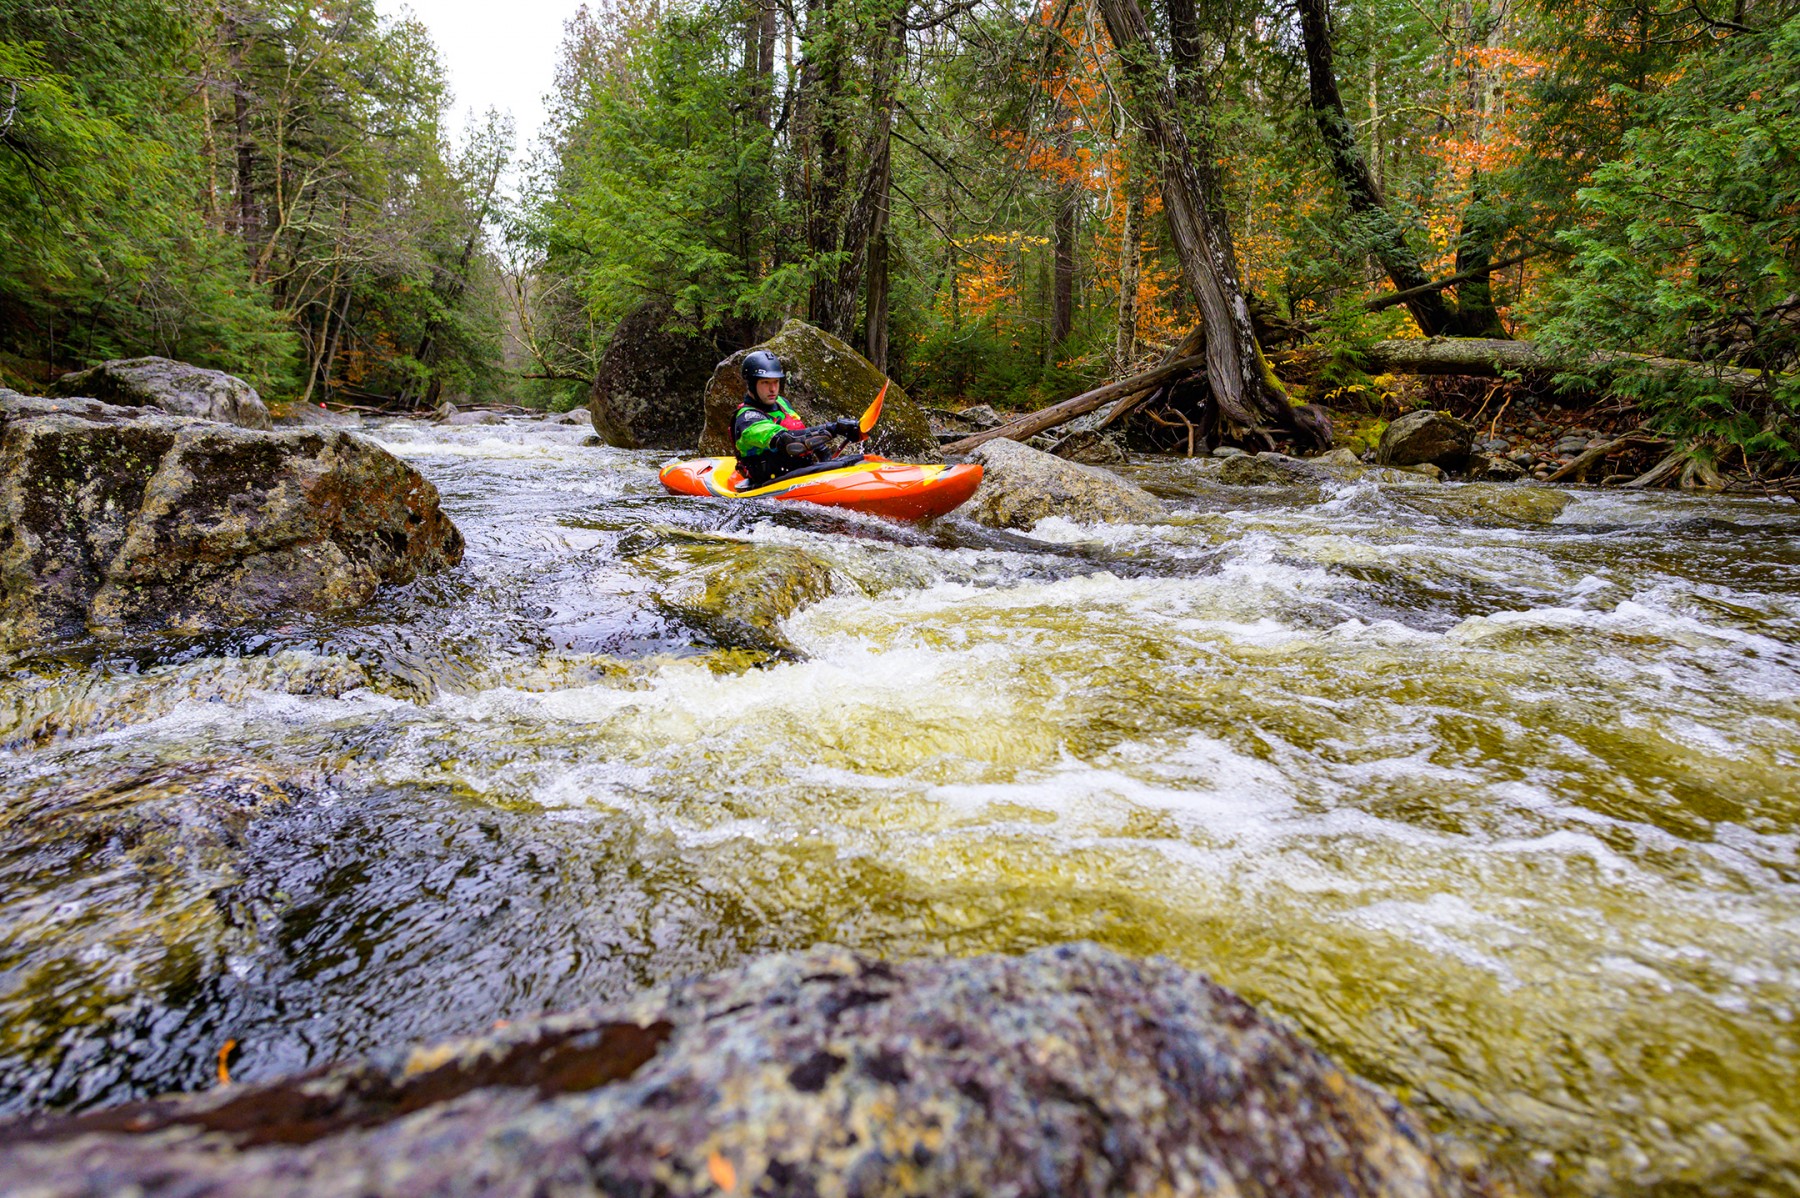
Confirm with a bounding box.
[2,417,1797,1195]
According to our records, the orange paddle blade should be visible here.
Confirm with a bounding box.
[859,380,888,436]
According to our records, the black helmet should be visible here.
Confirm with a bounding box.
[742,349,784,382]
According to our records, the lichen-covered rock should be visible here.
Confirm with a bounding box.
[589,300,733,449]
[700,320,939,462]
[1313,446,1364,468]
[49,358,272,430]
[967,438,1161,529]
[1376,410,1474,468]
[0,393,464,646]
[0,943,1510,1198]
[955,403,1005,430]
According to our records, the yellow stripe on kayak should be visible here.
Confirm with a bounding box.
[703,456,945,499]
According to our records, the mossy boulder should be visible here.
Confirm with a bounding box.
[589,300,734,449]
[49,357,271,430]
[0,392,464,646]
[699,320,939,462]
[0,943,1513,1198]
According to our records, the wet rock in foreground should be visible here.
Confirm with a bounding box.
[0,393,464,646]
[967,438,1162,529]
[0,944,1508,1198]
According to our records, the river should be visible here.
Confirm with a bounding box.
[2,416,1797,1195]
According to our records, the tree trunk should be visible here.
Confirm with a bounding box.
[866,228,889,369]
[227,20,257,257]
[1052,127,1076,346]
[1295,0,1452,336]
[810,9,904,341]
[1096,0,1327,449]
[1115,158,1144,368]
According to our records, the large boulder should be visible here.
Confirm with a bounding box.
[0,392,464,646]
[700,320,940,462]
[967,438,1162,529]
[1376,409,1474,468]
[589,300,731,449]
[0,943,1507,1198]
[49,357,272,430]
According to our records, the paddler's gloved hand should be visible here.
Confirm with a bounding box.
[775,429,812,457]
[828,419,864,441]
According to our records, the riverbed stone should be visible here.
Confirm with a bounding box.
[589,299,729,449]
[956,402,1005,429]
[1467,453,1528,482]
[967,438,1161,528]
[269,401,360,428]
[699,320,940,462]
[1376,409,1474,469]
[1219,451,1333,487]
[1049,427,1128,464]
[49,357,272,430]
[0,393,464,646]
[0,942,1509,1198]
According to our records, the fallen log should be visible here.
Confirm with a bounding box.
[1361,337,1785,404]
[939,350,1206,454]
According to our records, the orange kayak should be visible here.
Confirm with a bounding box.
[658,455,983,522]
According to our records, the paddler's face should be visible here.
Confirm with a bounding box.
[754,377,781,404]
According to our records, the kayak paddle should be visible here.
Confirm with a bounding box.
[859,381,888,437]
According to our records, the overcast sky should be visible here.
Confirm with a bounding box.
[385,0,580,155]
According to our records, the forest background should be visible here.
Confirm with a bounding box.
[1,0,1796,457]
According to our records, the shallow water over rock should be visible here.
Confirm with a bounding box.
[2,418,1797,1196]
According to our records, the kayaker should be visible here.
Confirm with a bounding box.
[734,350,865,488]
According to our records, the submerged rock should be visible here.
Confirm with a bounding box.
[0,393,464,646]
[49,357,271,430]
[649,539,837,656]
[699,320,940,462]
[1313,446,1364,468]
[1377,410,1473,469]
[0,760,299,1110]
[0,943,1508,1198]
[1395,482,1572,525]
[967,438,1162,529]
[589,299,733,449]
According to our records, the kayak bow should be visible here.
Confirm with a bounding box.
[658,454,982,522]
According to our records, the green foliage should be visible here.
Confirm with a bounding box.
[0,6,295,390]
[1539,15,1800,454]
[528,3,803,338]
[0,0,510,403]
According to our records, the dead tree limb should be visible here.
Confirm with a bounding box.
[940,353,1208,454]
[1544,430,1665,482]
